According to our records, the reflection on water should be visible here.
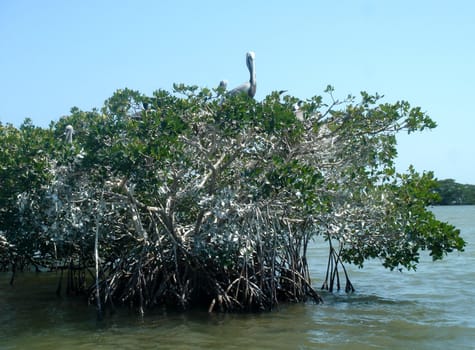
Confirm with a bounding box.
[1,206,474,349]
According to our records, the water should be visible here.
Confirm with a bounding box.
[1,205,474,349]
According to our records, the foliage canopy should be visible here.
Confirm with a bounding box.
[0,85,465,312]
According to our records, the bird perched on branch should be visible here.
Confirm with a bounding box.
[228,51,256,98]
[218,80,228,90]
[293,101,305,121]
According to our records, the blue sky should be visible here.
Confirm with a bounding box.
[1,0,474,183]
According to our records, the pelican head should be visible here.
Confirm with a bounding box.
[246,51,256,97]
[246,51,256,72]
[64,125,74,144]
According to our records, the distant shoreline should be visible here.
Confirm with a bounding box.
[434,179,475,205]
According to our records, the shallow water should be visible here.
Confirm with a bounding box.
[1,205,474,349]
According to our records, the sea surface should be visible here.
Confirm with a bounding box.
[1,205,474,349]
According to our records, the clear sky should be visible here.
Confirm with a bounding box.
[1,0,474,183]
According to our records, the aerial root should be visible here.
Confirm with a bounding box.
[322,241,354,294]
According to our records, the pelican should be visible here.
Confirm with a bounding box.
[64,125,74,144]
[229,51,256,98]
